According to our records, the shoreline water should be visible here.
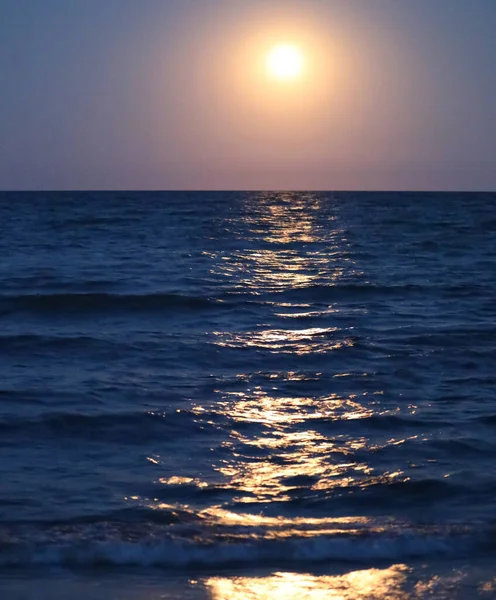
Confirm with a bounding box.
[2,558,496,599]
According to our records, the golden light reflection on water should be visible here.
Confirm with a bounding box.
[207,392,374,424]
[204,194,401,505]
[215,430,407,504]
[219,433,361,503]
[212,192,361,360]
[212,192,362,296]
[247,192,334,246]
[142,193,411,555]
[480,577,496,594]
[205,566,411,600]
[221,251,328,290]
[190,389,410,504]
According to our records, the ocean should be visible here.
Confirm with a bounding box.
[0,191,495,598]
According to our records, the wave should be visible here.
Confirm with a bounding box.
[0,292,227,315]
[2,283,490,317]
[224,282,493,303]
[0,516,491,569]
[0,275,119,292]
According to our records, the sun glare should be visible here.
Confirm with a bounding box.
[267,44,303,81]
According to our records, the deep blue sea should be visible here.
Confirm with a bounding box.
[1,191,495,598]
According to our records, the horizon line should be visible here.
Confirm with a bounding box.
[1,189,495,194]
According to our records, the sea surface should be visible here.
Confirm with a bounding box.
[0,191,495,598]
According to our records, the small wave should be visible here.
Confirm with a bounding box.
[0,333,110,352]
[315,413,430,430]
[0,292,226,315]
[404,328,496,347]
[0,275,118,293]
[429,437,496,456]
[0,410,217,443]
[308,477,469,511]
[480,217,496,232]
[380,477,463,499]
[54,215,138,227]
[228,283,415,301]
[477,415,496,426]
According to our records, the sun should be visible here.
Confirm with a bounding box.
[266,44,304,81]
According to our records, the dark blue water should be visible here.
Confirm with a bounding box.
[0,191,495,570]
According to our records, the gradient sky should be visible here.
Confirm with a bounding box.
[1,0,495,190]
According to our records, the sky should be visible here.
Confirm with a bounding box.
[1,0,495,191]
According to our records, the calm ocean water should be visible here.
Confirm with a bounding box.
[1,191,495,597]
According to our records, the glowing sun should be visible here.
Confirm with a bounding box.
[266,44,304,81]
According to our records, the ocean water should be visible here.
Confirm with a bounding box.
[0,191,495,598]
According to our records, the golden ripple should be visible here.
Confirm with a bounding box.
[218,427,373,502]
[213,328,354,355]
[196,507,372,529]
[275,307,342,318]
[215,392,374,425]
[145,501,380,538]
[158,476,209,488]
